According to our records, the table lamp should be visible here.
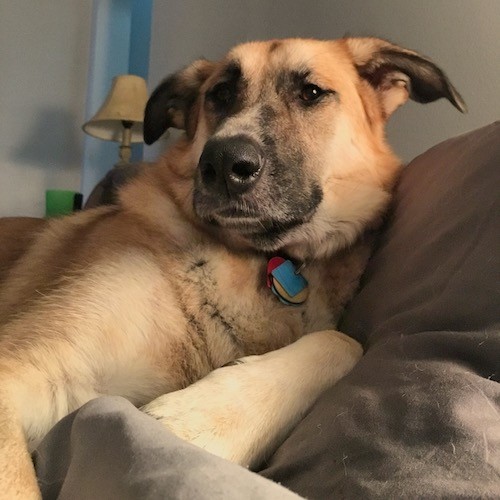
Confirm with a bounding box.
[82,74,148,165]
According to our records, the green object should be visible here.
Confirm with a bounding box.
[45,190,82,218]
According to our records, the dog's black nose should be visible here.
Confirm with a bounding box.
[198,136,263,196]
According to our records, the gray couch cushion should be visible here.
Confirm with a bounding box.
[259,122,500,498]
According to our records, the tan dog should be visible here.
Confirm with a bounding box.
[0,37,465,499]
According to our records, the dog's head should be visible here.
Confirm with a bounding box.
[144,38,465,260]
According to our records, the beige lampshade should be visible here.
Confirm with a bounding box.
[82,75,148,143]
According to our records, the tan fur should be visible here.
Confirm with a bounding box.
[0,218,46,282]
[0,37,464,498]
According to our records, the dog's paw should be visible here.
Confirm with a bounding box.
[141,369,252,464]
[141,331,363,467]
[315,330,363,366]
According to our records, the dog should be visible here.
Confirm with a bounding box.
[0,37,465,499]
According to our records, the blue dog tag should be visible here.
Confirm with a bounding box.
[271,260,307,297]
[267,258,309,305]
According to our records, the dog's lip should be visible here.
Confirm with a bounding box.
[202,208,311,238]
[196,204,264,226]
[216,206,261,219]
[207,212,266,231]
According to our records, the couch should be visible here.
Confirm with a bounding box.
[1,122,499,499]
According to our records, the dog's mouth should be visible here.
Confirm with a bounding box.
[194,200,318,249]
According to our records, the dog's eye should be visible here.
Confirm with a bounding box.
[299,84,325,103]
[208,82,233,106]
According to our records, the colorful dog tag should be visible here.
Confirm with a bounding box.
[266,258,309,306]
[266,256,286,287]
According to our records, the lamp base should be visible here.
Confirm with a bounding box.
[118,121,133,164]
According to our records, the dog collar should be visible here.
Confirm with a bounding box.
[266,257,309,306]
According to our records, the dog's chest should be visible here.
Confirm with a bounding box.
[173,249,342,359]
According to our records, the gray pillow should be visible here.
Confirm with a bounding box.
[259,122,500,499]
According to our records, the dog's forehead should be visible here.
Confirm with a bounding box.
[226,39,354,85]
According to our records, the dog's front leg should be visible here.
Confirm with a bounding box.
[142,330,362,468]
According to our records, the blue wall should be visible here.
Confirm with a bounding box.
[81,0,152,199]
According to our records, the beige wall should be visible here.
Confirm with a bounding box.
[147,0,499,162]
[0,1,92,217]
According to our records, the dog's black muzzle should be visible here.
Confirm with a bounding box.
[197,135,264,198]
[193,133,322,248]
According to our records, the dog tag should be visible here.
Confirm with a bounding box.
[266,258,309,306]
[270,284,296,306]
[266,256,286,287]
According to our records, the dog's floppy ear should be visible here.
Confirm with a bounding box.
[345,38,467,119]
[144,59,216,144]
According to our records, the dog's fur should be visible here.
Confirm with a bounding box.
[0,37,464,499]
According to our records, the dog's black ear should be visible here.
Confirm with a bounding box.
[345,38,467,119]
[144,59,216,144]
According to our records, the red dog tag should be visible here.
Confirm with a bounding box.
[266,256,286,288]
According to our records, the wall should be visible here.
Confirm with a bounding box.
[146,0,499,162]
[0,1,92,217]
